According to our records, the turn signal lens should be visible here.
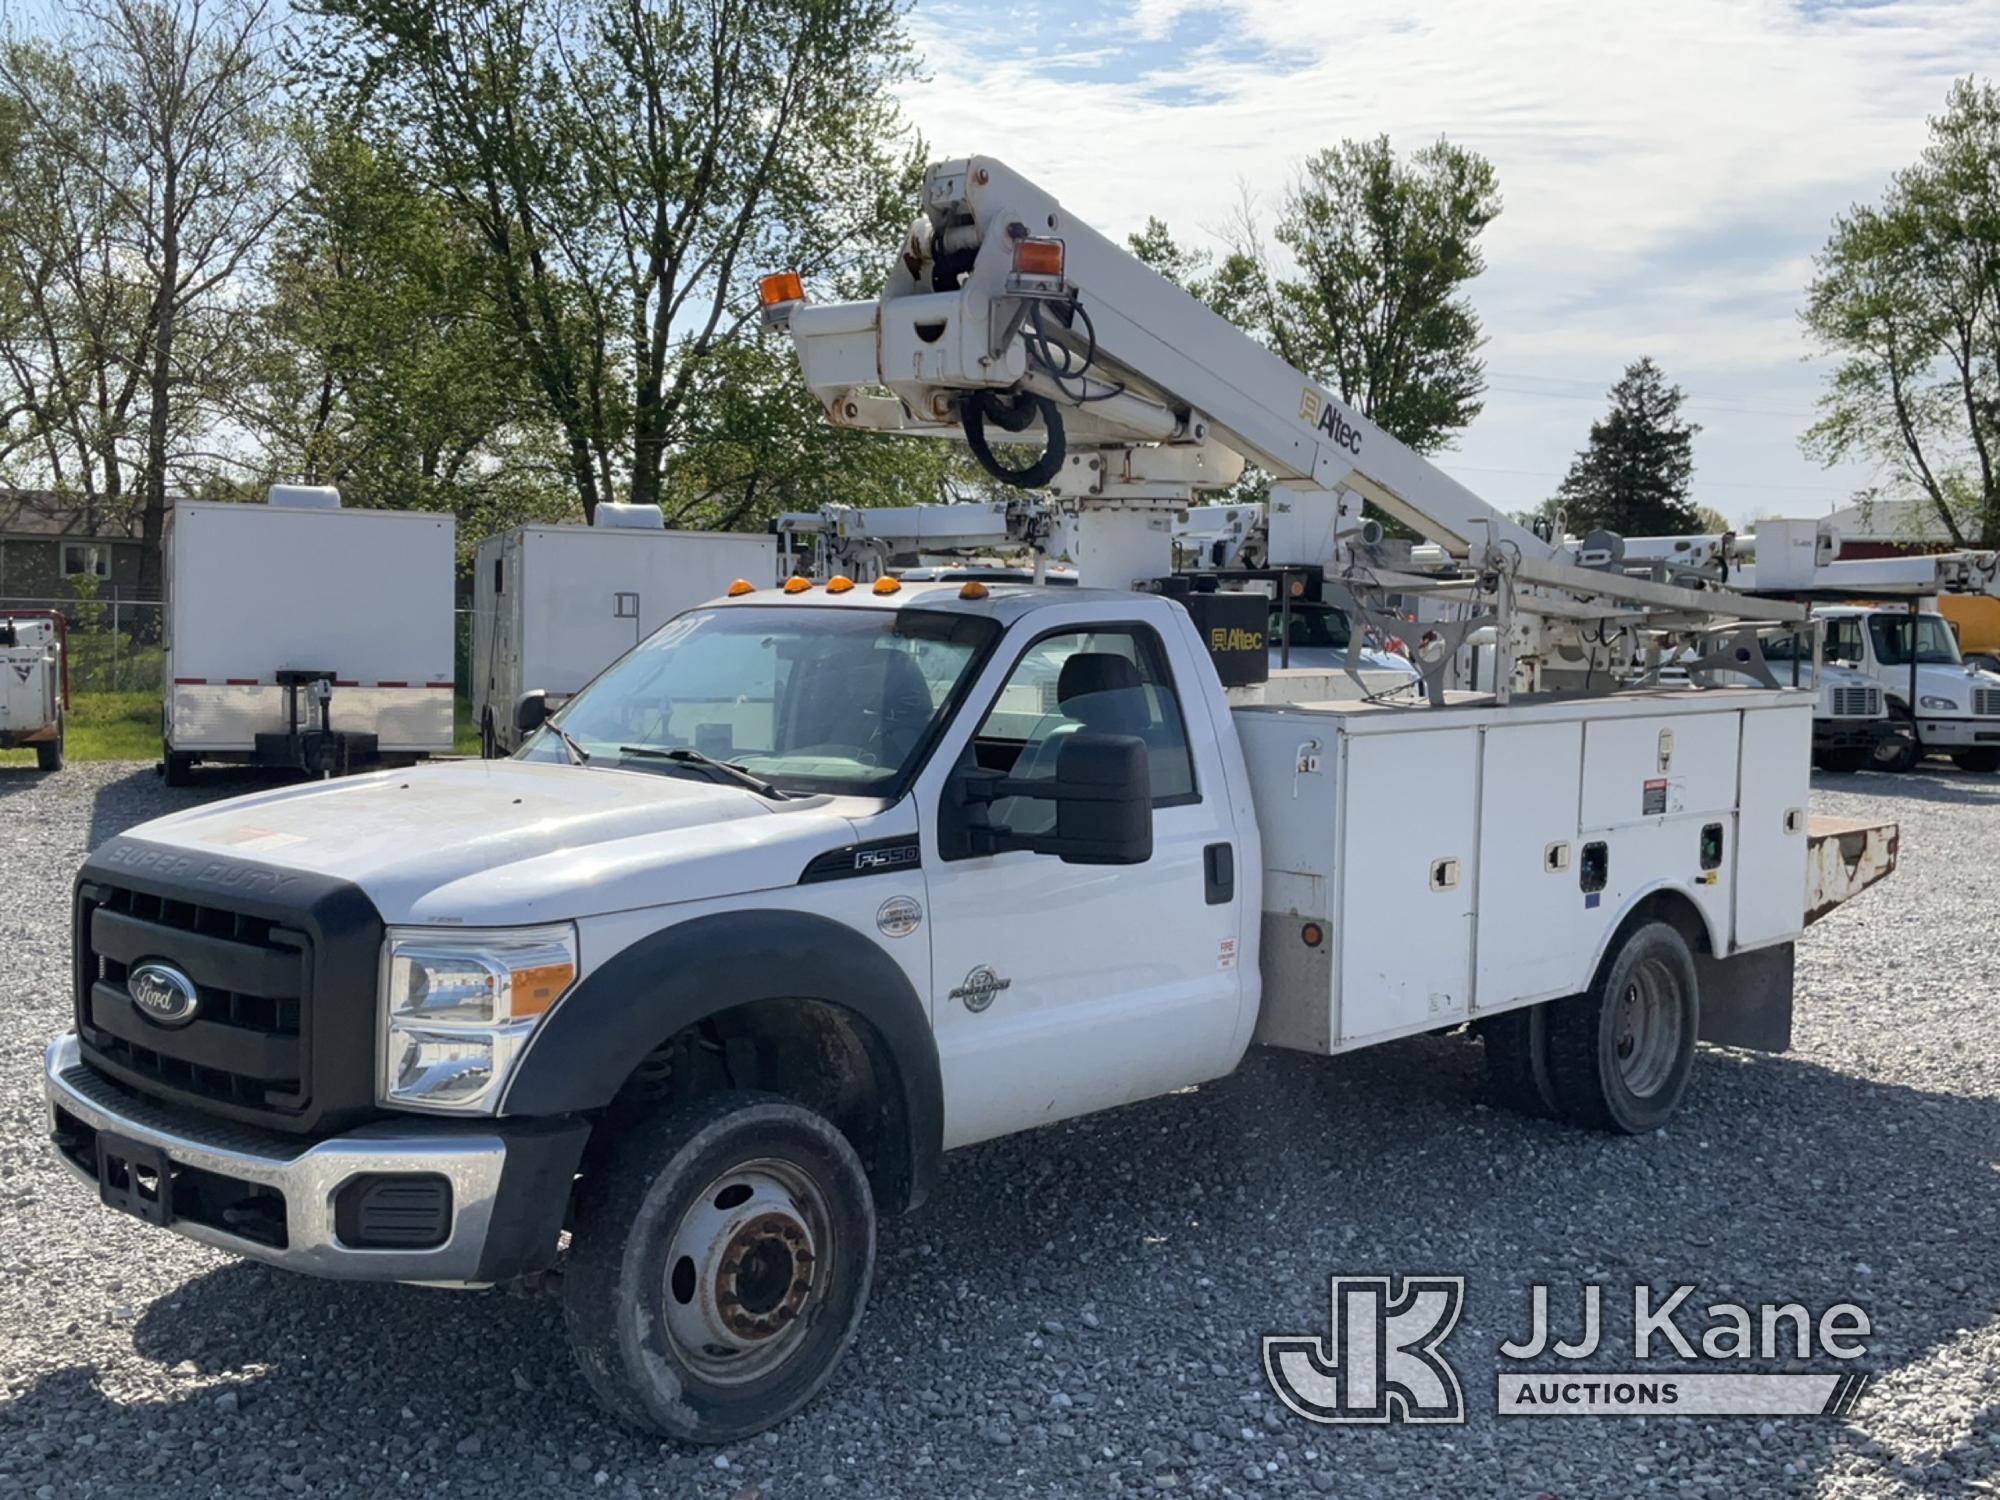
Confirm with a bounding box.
[1301,921,1325,948]
[1014,238,1065,278]
[783,575,812,594]
[726,579,755,597]
[826,575,855,594]
[873,576,902,595]
[959,581,989,600]
[759,271,806,307]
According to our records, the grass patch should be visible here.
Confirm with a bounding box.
[0,691,160,766]
[2,692,485,765]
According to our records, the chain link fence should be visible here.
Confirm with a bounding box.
[0,595,165,696]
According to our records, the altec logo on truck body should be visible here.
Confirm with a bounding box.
[1298,389,1364,456]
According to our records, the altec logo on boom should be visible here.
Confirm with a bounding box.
[1298,389,1363,456]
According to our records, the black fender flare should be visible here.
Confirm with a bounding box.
[501,908,941,1213]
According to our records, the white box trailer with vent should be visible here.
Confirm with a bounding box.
[162,488,455,782]
[470,506,776,755]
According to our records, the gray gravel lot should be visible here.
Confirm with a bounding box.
[1,759,1995,1498]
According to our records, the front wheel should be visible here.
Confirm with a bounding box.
[562,1091,876,1444]
[1951,748,2000,773]
[1875,707,1921,772]
[1545,920,1699,1134]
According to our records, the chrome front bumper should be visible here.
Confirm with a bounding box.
[44,1034,583,1286]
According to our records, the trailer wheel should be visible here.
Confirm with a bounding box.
[1482,1004,1558,1117]
[562,1090,875,1444]
[1951,749,2000,773]
[1545,920,1698,1134]
[35,715,64,773]
[163,751,194,787]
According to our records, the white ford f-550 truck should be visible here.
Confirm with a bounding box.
[45,156,1899,1443]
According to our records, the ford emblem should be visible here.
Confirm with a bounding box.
[128,962,200,1027]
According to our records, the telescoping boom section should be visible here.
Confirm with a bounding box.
[763,155,1809,703]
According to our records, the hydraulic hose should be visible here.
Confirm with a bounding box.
[960,390,1066,489]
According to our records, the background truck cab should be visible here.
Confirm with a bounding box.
[1817,604,2000,771]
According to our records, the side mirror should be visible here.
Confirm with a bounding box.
[515,690,550,737]
[955,731,1153,866]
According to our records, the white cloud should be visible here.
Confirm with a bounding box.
[897,0,1998,523]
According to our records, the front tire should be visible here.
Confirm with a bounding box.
[1876,706,1921,771]
[1951,748,2000,773]
[562,1091,876,1444]
[1546,920,1699,1134]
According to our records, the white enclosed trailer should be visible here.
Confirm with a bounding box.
[470,506,776,755]
[162,487,455,782]
[0,611,67,771]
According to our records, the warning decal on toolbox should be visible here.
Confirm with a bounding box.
[1642,778,1669,816]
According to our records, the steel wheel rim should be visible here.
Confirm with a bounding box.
[661,1157,832,1385]
[1614,957,1684,1098]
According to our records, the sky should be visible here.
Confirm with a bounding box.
[896,0,2000,528]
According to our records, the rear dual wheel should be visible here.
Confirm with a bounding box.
[1486,920,1699,1134]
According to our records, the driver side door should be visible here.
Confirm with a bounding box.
[916,615,1248,1149]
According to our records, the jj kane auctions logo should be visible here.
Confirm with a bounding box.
[1265,1276,1873,1424]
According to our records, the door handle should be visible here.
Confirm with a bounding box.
[1204,843,1234,905]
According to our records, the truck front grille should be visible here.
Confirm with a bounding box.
[1831,687,1880,718]
[76,884,313,1118]
[1974,688,2000,717]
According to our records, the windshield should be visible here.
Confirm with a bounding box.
[523,606,998,797]
[1867,613,1960,667]
[1269,603,1352,651]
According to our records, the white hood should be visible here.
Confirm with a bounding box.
[126,760,863,925]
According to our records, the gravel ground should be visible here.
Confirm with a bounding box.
[1,759,1995,1499]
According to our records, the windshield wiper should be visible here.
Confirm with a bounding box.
[617,746,788,800]
[548,723,591,765]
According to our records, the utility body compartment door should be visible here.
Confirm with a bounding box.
[1735,703,1812,948]
[1472,720,1588,1010]
[1335,728,1477,1045]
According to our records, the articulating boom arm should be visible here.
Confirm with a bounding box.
[766,155,1806,698]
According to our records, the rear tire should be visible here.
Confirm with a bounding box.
[162,750,194,787]
[35,715,63,772]
[1546,920,1699,1134]
[562,1091,876,1444]
[1814,748,1869,774]
[1951,749,2000,773]
[1483,1004,1558,1118]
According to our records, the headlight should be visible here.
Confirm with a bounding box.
[1919,695,1958,711]
[379,924,577,1113]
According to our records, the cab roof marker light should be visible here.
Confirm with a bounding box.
[726,578,755,597]
[782,575,812,594]
[873,576,902,595]
[826,575,855,594]
[959,581,989,600]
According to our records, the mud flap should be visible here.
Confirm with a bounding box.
[1695,942,1794,1054]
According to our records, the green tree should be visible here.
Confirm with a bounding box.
[1552,358,1702,538]
[0,0,292,604]
[243,124,569,542]
[1803,76,2000,548]
[312,0,930,524]
[1223,136,1501,454]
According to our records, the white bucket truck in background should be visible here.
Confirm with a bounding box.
[471,505,776,757]
[0,610,67,771]
[161,486,456,783]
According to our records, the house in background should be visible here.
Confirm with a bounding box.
[1820,498,1960,560]
[0,490,167,604]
